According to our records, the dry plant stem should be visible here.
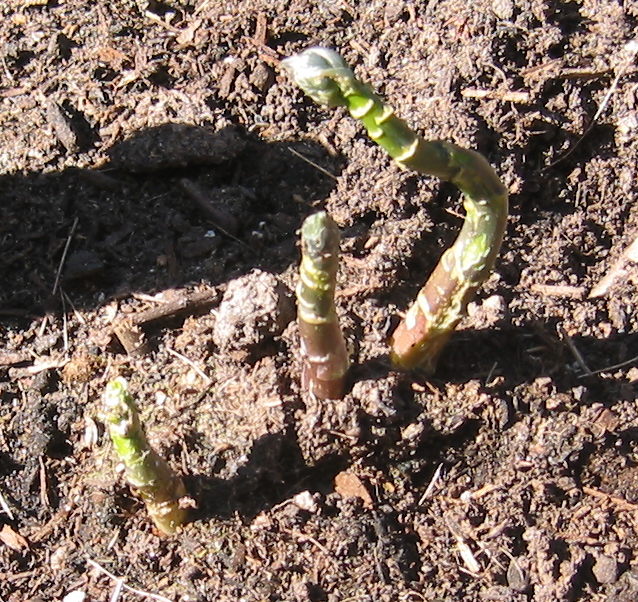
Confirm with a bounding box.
[112,287,220,356]
[104,378,187,535]
[297,211,349,399]
[283,47,508,372]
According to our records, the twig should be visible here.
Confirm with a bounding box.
[38,315,49,337]
[112,288,220,356]
[39,456,50,508]
[288,147,337,180]
[485,361,498,385]
[178,178,239,236]
[62,289,87,325]
[52,217,79,295]
[86,558,174,602]
[461,88,531,103]
[0,487,14,520]
[110,578,125,602]
[31,504,74,542]
[530,283,585,299]
[589,235,638,298]
[557,323,592,376]
[447,520,481,575]
[579,353,638,378]
[290,529,339,569]
[8,357,68,378]
[419,463,444,504]
[582,486,638,512]
[119,288,220,328]
[166,346,212,384]
[60,288,70,353]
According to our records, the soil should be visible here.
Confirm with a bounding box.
[1,1,638,601]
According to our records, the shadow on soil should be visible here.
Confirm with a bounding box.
[0,123,341,315]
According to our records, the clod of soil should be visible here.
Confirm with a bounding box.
[213,269,294,358]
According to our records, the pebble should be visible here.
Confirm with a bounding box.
[593,554,619,584]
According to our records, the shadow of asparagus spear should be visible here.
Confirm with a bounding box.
[283,47,508,373]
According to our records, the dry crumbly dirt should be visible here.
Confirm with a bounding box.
[1,1,638,601]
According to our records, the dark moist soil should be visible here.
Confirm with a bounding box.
[1,1,638,601]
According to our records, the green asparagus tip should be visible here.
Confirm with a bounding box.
[104,376,187,535]
[281,47,352,108]
[104,376,139,436]
[301,211,340,263]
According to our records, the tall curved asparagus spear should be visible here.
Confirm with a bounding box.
[104,377,187,535]
[297,211,350,399]
[282,47,508,372]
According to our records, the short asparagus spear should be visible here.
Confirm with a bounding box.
[297,211,350,399]
[282,47,508,372]
[104,377,187,535]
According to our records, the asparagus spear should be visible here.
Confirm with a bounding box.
[104,377,187,535]
[297,211,350,399]
[282,47,508,372]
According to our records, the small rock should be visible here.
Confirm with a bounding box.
[292,491,318,513]
[593,554,619,584]
[466,294,506,328]
[62,592,86,602]
[507,557,529,592]
[334,471,373,508]
[605,568,638,602]
[34,333,61,354]
[64,250,104,281]
[249,61,273,92]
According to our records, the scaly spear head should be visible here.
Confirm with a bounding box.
[103,376,188,535]
[104,377,140,441]
[281,47,353,108]
[301,211,340,278]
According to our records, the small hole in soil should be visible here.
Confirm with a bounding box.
[267,31,309,49]
[46,432,73,459]
[57,33,78,60]
[148,64,175,88]
[547,42,566,59]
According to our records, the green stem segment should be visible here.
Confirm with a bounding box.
[297,211,350,399]
[283,47,508,372]
[104,377,187,535]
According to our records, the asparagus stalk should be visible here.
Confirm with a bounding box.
[104,377,187,535]
[282,47,508,372]
[297,211,350,399]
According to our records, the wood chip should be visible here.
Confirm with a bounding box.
[461,88,531,103]
[0,524,29,552]
[0,351,30,366]
[253,13,268,46]
[46,101,78,152]
[530,284,585,299]
[334,471,373,508]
